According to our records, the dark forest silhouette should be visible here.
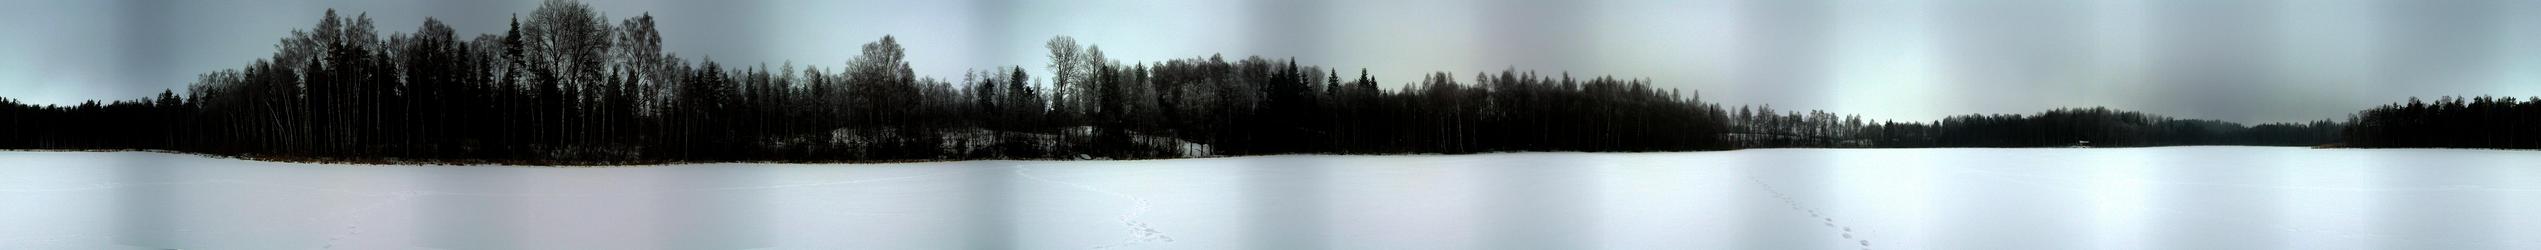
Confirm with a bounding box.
[0,1,2532,164]
[1724,107,2346,148]
[2343,96,2541,149]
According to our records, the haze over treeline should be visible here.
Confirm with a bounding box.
[1,0,2535,163]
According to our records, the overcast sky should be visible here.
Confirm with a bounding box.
[2,0,2536,124]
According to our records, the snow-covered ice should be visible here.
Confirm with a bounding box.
[2,146,2538,249]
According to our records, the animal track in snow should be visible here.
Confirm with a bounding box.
[1013,163,1172,249]
[1750,176,1875,250]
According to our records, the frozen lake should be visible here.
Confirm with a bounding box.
[3,146,2539,249]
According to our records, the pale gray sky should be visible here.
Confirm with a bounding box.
[2,0,2537,124]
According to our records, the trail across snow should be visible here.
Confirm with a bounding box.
[1752,176,1875,250]
[1012,163,1174,249]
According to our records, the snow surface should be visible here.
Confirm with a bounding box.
[2,146,2538,249]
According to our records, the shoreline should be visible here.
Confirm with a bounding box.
[14,145,2508,167]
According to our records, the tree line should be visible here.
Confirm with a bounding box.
[2342,96,2541,149]
[4,0,2534,164]
[1725,106,2347,148]
[0,0,1731,163]
[0,92,190,150]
